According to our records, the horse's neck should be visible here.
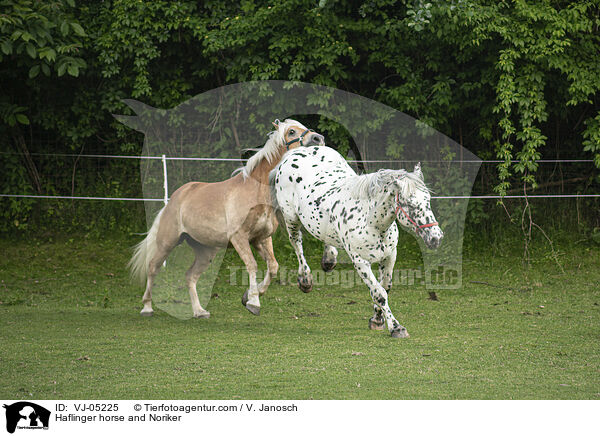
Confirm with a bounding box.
[366,192,397,233]
[248,150,284,184]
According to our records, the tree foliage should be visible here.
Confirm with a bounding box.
[1,0,599,232]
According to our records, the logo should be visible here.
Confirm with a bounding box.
[3,402,50,434]
[115,81,480,319]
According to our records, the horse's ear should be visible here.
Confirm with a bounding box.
[113,99,155,132]
[113,114,143,132]
[122,99,153,115]
[272,119,280,129]
[414,162,423,178]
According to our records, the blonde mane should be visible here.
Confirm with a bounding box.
[233,130,285,179]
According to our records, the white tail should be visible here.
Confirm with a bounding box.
[128,207,165,285]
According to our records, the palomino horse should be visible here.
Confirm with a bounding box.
[270,145,443,338]
[129,119,325,318]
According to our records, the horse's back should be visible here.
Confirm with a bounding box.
[274,146,355,245]
[171,181,208,199]
[276,146,355,189]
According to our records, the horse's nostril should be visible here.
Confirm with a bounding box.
[312,134,323,144]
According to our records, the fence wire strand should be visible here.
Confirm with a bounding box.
[1,152,598,201]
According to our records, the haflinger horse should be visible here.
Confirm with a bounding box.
[270,146,443,338]
[129,119,325,318]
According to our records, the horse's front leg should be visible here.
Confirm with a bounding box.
[285,222,313,293]
[351,256,408,338]
[230,233,261,316]
[370,252,396,331]
[321,244,338,272]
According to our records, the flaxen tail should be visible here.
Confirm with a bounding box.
[128,207,165,285]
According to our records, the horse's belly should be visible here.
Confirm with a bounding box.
[181,207,230,246]
[185,225,230,247]
[346,230,398,263]
[293,202,340,246]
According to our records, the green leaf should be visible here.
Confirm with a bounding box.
[15,114,30,125]
[61,21,70,36]
[57,62,67,77]
[41,63,50,76]
[1,40,12,55]
[25,43,36,58]
[70,23,87,37]
[29,65,40,78]
[67,64,79,77]
[45,48,56,62]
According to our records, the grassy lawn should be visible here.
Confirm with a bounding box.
[0,232,599,399]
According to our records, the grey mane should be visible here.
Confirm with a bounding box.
[348,169,429,200]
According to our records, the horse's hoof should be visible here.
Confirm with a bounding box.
[241,290,249,306]
[298,276,312,293]
[321,258,336,272]
[369,319,385,331]
[140,309,154,317]
[390,328,410,339]
[246,304,260,316]
[193,311,210,319]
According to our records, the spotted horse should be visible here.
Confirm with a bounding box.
[269,146,443,338]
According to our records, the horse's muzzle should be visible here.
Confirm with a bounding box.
[309,133,325,145]
[424,228,443,250]
[428,236,441,249]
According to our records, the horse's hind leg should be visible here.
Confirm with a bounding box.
[321,244,338,272]
[230,233,261,316]
[285,222,313,293]
[141,273,155,316]
[186,243,219,319]
[140,213,182,316]
[141,244,174,316]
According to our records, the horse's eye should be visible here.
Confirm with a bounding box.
[289,129,296,136]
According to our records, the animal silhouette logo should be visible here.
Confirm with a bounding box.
[115,81,481,323]
[3,402,50,434]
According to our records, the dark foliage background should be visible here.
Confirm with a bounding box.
[1,0,599,241]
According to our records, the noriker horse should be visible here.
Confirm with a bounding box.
[129,119,324,318]
[270,146,443,338]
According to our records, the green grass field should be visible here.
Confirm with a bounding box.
[1,231,599,399]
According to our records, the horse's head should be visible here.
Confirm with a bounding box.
[272,119,325,149]
[394,163,443,249]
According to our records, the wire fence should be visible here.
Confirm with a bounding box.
[0,150,596,163]
[1,153,598,202]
